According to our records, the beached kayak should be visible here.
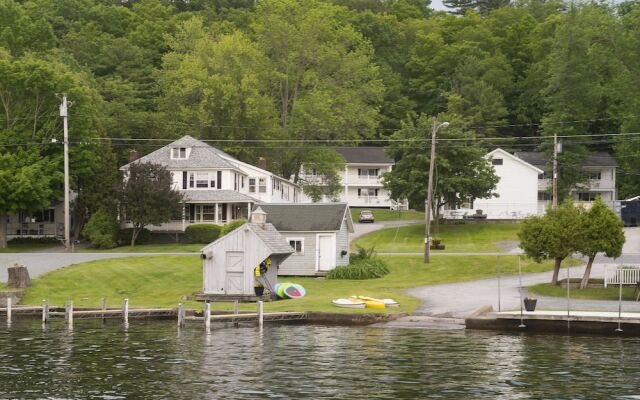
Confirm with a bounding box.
[351,296,400,307]
[332,298,366,309]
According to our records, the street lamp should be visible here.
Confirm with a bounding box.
[424,119,449,264]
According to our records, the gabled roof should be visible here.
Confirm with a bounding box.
[201,222,294,255]
[334,147,393,164]
[515,151,618,168]
[487,148,544,174]
[120,135,236,170]
[255,203,353,232]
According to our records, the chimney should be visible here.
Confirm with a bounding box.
[257,157,267,171]
[129,150,140,163]
[250,206,267,228]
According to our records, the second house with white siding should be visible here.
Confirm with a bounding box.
[255,203,354,276]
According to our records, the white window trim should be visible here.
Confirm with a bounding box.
[286,237,305,255]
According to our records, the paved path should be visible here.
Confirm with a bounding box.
[408,262,640,319]
[0,252,195,282]
[350,219,423,244]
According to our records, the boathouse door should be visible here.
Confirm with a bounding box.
[317,234,335,272]
[225,251,245,294]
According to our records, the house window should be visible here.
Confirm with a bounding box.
[491,158,503,166]
[358,188,379,197]
[171,147,187,159]
[538,191,550,201]
[189,173,195,188]
[241,176,245,189]
[202,205,216,221]
[358,168,379,177]
[578,192,597,202]
[259,178,267,193]
[585,171,602,180]
[287,238,304,255]
[249,178,256,193]
[196,173,209,188]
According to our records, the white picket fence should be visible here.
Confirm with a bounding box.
[604,265,640,288]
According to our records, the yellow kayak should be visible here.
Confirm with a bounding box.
[350,296,386,309]
[351,296,399,308]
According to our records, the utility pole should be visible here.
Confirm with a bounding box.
[424,118,449,264]
[60,95,71,252]
[552,133,561,210]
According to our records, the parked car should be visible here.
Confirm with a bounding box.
[359,210,375,223]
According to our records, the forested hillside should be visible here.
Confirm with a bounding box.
[1,0,639,220]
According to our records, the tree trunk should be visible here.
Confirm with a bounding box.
[8,265,31,288]
[0,214,7,249]
[131,226,139,247]
[551,257,562,285]
[580,255,596,289]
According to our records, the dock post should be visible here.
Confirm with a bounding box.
[178,303,185,328]
[101,296,107,324]
[233,300,239,328]
[6,297,11,324]
[42,299,49,323]
[66,300,73,327]
[257,301,264,328]
[204,302,211,331]
[123,298,129,325]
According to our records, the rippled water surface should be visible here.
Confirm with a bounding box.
[1,320,640,399]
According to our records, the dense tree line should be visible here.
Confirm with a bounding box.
[1,0,640,245]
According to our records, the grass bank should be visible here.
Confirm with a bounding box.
[20,254,568,314]
[354,223,521,253]
[78,243,202,253]
[350,207,424,222]
[528,283,638,301]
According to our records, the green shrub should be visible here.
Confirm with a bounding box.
[350,245,376,262]
[82,210,119,249]
[185,224,221,243]
[119,228,151,245]
[220,219,247,236]
[8,237,59,245]
[327,258,390,280]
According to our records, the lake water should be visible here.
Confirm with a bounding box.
[1,320,640,399]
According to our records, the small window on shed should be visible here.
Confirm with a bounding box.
[287,238,304,255]
[491,158,503,166]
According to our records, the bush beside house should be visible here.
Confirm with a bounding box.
[82,210,119,249]
[185,224,221,243]
[220,219,247,236]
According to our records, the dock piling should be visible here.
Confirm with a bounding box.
[123,298,129,324]
[101,297,107,323]
[257,301,264,328]
[178,303,185,328]
[233,300,239,327]
[6,297,11,324]
[204,302,211,331]
[42,299,49,323]
[66,301,74,327]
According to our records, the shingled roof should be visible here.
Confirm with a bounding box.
[334,147,393,164]
[182,190,257,203]
[515,152,618,168]
[201,222,294,255]
[120,135,236,170]
[255,203,352,232]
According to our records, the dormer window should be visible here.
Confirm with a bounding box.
[172,147,187,159]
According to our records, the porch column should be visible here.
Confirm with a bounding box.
[215,203,219,224]
[181,204,186,231]
[247,202,252,220]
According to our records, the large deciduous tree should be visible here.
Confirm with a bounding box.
[518,200,581,285]
[383,114,499,216]
[119,162,184,246]
[576,197,625,289]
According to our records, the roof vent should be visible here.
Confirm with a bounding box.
[251,206,267,226]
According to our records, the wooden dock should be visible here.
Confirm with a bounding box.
[1,297,306,329]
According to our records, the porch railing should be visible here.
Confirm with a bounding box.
[604,265,640,288]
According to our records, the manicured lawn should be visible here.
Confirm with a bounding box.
[20,254,568,314]
[0,243,61,253]
[78,243,203,253]
[350,207,424,222]
[354,223,522,253]
[528,282,638,301]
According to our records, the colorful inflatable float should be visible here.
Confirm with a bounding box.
[274,282,306,299]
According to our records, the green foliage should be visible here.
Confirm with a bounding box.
[298,148,345,202]
[119,228,151,245]
[82,209,119,249]
[8,237,59,245]
[119,162,184,246]
[327,258,390,280]
[220,219,247,236]
[350,245,377,262]
[184,224,221,244]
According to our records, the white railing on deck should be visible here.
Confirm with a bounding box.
[604,265,640,287]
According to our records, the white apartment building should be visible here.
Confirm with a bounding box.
[120,135,301,232]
